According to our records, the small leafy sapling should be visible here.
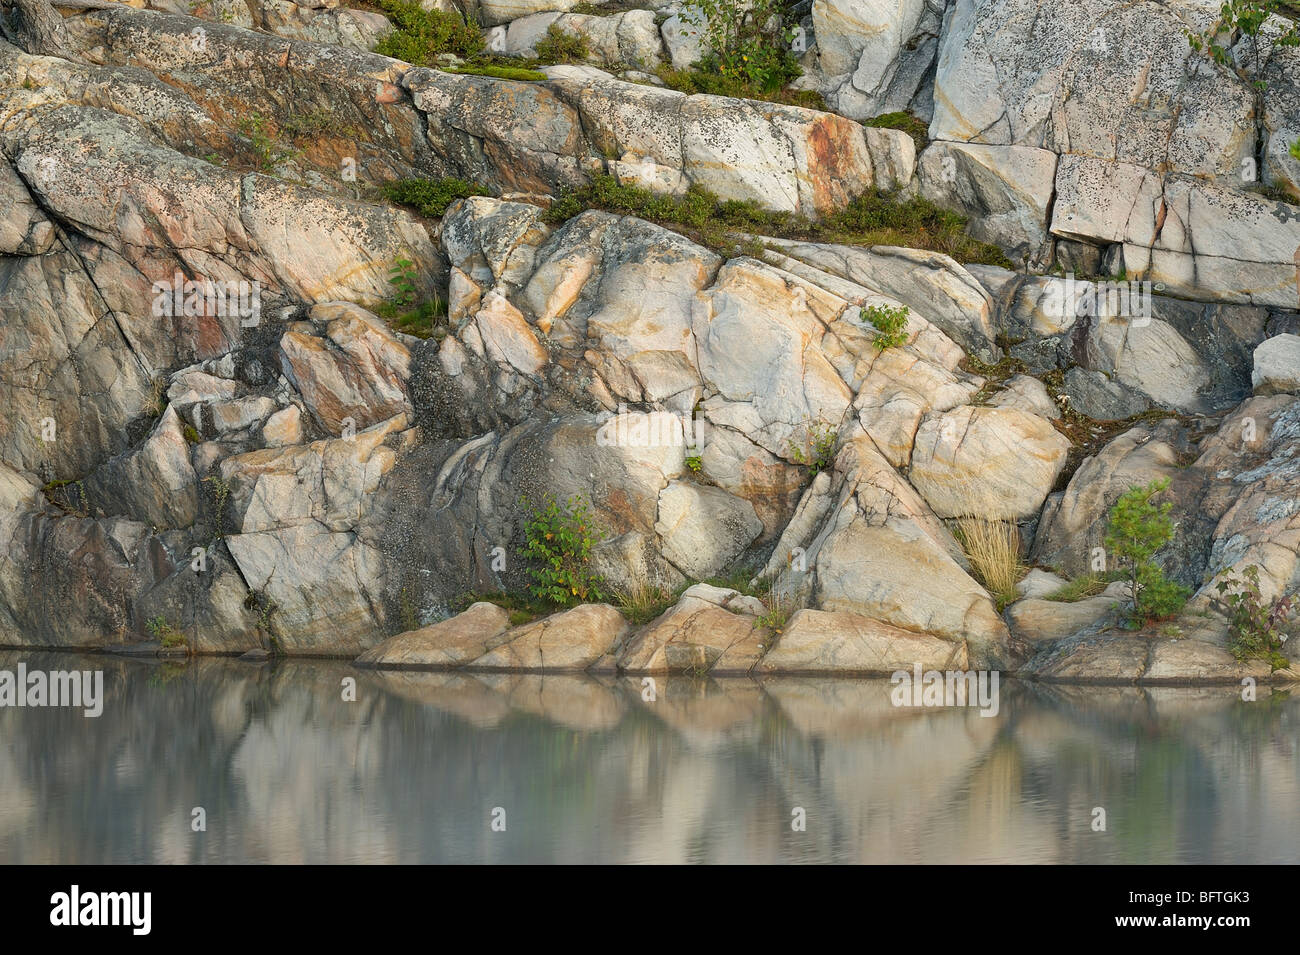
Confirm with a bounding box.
[788,421,837,477]
[520,494,607,606]
[388,257,418,308]
[862,303,910,350]
[1212,564,1294,670]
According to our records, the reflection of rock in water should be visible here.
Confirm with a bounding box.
[0,652,1297,863]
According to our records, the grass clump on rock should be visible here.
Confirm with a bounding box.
[534,24,590,63]
[545,173,1013,266]
[865,110,929,151]
[953,517,1024,611]
[445,63,550,81]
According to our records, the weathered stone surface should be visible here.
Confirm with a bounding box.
[85,406,199,531]
[280,308,412,435]
[932,0,1249,178]
[406,66,880,218]
[262,405,304,447]
[1005,590,1123,645]
[356,602,513,668]
[766,239,999,357]
[917,141,1057,260]
[0,161,54,254]
[806,0,946,121]
[759,608,968,673]
[468,603,628,670]
[761,437,1017,667]
[654,481,762,580]
[909,405,1070,520]
[1253,334,1300,395]
[618,588,765,674]
[499,10,665,67]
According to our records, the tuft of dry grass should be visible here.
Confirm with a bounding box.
[616,581,678,626]
[954,517,1024,610]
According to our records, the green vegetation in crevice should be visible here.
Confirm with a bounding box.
[1043,572,1120,603]
[381,177,489,218]
[445,63,551,81]
[366,1,578,77]
[146,616,189,651]
[1212,564,1295,670]
[863,303,910,350]
[544,173,1014,265]
[865,110,930,152]
[658,0,805,104]
[373,254,447,339]
[787,420,838,478]
[280,109,363,142]
[534,24,590,64]
[654,65,827,110]
[43,478,91,518]
[237,112,300,172]
[520,494,608,607]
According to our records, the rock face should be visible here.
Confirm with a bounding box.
[492,10,666,68]
[1253,334,1300,395]
[405,65,892,218]
[1,0,1298,685]
[915,0,1300,306]
[909,405,1069,520]
[805,0,948,121]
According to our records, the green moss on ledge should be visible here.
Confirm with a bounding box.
[444,64,551,82]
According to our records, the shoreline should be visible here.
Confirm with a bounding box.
[1,644,1293,687]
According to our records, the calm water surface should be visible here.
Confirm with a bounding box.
[1,651,1297,863]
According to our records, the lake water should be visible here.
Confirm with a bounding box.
[1,651,1296,864]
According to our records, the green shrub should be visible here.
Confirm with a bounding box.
[1212,564,1294,670]
[1187,1,1299,73]
[388,256,417,307]
[374,254,446,338]
[682,0,801,95]
[382,177,489,218]
[654,65,825,109]
[146,616,188,650]
[1103,478,1190,627]
[373,0,484,64]
[520,494,607,606]
[863,303,909,350]
[534,23,589,63]
[685,454,703,473]
[788,421,837,477]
